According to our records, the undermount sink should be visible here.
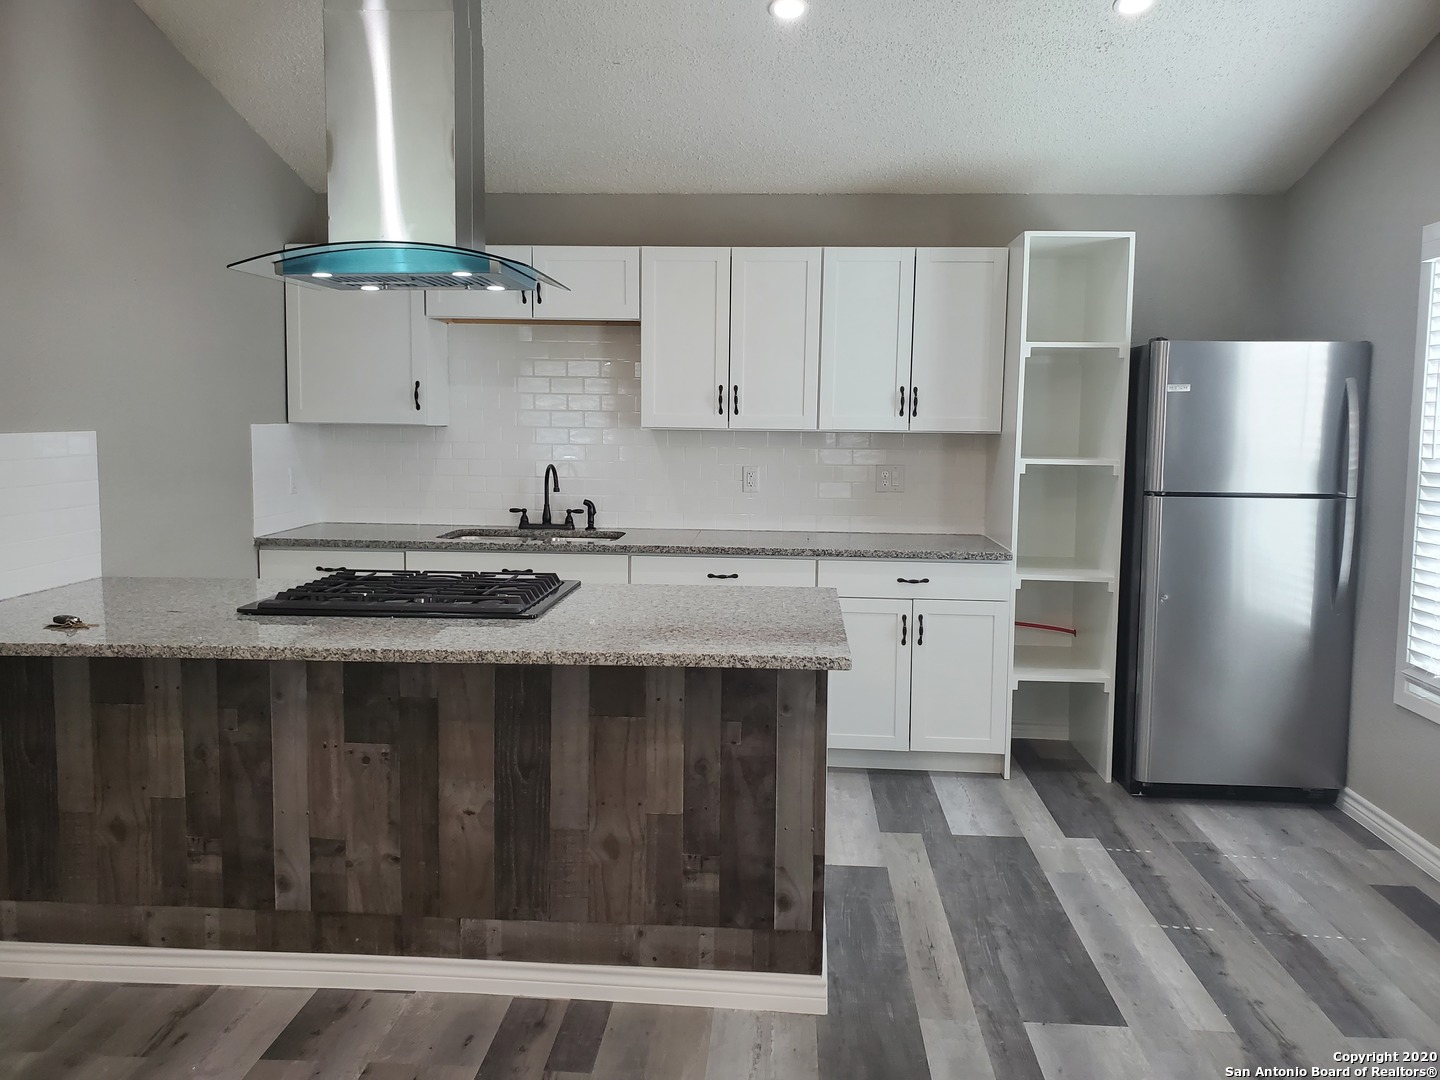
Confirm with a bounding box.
[439,527,626,541]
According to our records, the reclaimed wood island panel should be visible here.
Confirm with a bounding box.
[0,579,847,982]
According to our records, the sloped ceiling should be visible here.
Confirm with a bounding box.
[134,0,1440,195]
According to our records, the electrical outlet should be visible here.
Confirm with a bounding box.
[875,466,905,493]
[741,465,760,494]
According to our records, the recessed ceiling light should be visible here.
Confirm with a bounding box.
[1113,0,1154,16]
[451,270,474,278]
[769,0,807,21]
[485,284,506,292]
[311,271,334,279]
[359,284,382,291]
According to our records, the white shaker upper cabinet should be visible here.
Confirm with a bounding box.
[286,286,449,425]
[819,248,915,432]
[529,246,640,321]
[729,248,822,431]
[641,247,732,429]
[424,245,532,320]
[910,248,1009,433]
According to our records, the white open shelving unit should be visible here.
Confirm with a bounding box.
[988,232,1136,780]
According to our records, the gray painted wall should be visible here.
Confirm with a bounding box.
[1283,37,1440,846]
[0,0,316,577]
[487,193,1286,343]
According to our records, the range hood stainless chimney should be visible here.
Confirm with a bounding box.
[229,0,563,295]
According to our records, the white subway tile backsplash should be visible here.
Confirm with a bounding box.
[255,324,992,534]
[0,431,103,599]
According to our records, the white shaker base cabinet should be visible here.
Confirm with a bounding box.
[827,598,914,752]
[908,600,1011,754]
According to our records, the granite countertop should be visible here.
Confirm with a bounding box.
[255,523,1013,561]
[0,578,850,670]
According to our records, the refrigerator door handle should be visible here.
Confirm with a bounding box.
[1335,496,1356,602]
[1146,340,1171,491]
[1135,496,1165,777]
[1341,375,1361,499]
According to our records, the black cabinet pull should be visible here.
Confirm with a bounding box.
[535,281,543,305]
[718,385,725,415]
[896,577,931,585]
[899,386,906,416]
[501,568,534,574]
[706,573,740,580]
[414,380,421,410]
[521,289,528,305]
[917,612,924,645]
[733,385,739,416]
[911,386,918,418]
[900,613,907,645]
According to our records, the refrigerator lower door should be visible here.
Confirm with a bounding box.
[1135,494,1353,790]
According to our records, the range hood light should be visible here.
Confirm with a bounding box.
[312,271,334,279]
[451,270,473,278]
[485,284,506,291]
[359,284,382,292]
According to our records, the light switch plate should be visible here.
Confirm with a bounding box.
[876,466,905,493]
[741,465,759,494]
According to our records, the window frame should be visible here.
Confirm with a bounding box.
[1393,220,1440,725]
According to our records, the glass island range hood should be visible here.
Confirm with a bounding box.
[229,0,564,296]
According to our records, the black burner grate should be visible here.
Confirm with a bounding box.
[238,568,581,620]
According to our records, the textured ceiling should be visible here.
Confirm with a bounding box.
[134,0,1440,196]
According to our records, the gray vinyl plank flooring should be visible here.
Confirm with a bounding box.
[9,749,1440,1080]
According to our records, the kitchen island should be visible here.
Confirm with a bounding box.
[0,578,845,1010]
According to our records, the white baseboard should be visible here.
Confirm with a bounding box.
[1338,787,1440,883]
[828,748,1004,774]
[0,942,828,1015]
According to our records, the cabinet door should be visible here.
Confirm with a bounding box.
[640,248,731,429]
[819,248,915,432]
[910,248,1008,432]
[424,245,532,320]
[827,597,912,751]
[729,248,821,430]
[403,549,630,583]
[530,247,640,321]
[286,288,448,425]
[908,600,1010,754]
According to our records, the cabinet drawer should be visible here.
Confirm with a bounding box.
[404,550,630,583]
[629,555,816,587]
[258,547,405,584]
[817,559,1010,600]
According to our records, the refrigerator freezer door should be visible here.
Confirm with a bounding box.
[1145,341,1370,496]
[1135,494,1353,789]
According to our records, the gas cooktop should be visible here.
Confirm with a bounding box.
[238,568,581,620]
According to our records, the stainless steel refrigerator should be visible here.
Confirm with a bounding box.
[1116,340,1370,800]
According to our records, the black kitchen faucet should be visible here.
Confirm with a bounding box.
[509,467,597,530]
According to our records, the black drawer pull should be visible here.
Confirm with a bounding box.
[900,613,907,645]
[897,577,931,585]
[706,573,740,580]
[501,568,534,574]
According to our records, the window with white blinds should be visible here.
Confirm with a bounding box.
[1401,239,1440,705]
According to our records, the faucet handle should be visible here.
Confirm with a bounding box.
[509,507,531,528]
[563,508,586,529]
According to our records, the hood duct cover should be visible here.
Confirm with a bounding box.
[229,0,563,294]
